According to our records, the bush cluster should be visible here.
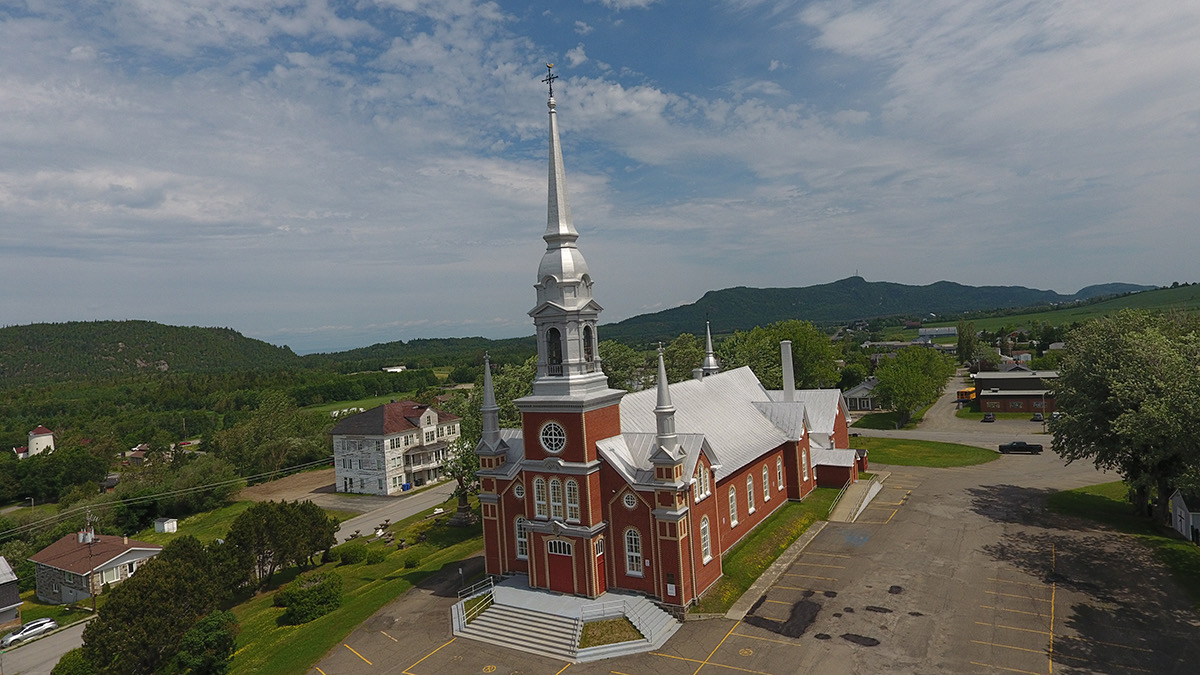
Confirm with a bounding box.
[335,542,367,564]
[274,572,343,625]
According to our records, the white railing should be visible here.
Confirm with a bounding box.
[453,577,495,630]
[827,477,854,517]
[577,599,653,645]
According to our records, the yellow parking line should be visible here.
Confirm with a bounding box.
[345,644,373,665]
[1058,635,1152,653]
[693,620,739,675]
[404,637,455,675]
[803,552,851,558]
[783,573,838,582]
[774,585,838,594]
[975,621,1051,636]
[979,605,1050,619]
[988,578,1045,588]
[651,651,772,675]
[985,590,1051,603]
[885,508,899,524]
[791,562,845,569]
[315,668,327,675]
[381,630,399,642]
[731,631,809,647]
[969,661,1043,675]
[971,639,1046,655]
[555,664,572,675]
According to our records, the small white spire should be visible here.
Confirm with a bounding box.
[701,320,720,376]
[480,353,500,447]
[654,345,678,455]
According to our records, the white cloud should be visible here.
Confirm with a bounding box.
[574,21,594,35]
[566,44,588,67]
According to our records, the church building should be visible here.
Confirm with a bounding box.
[475,83,827,611]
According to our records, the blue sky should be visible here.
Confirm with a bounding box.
[2,1,1198,354]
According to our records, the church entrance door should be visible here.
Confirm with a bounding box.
[547,540,575,594]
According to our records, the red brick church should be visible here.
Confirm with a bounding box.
[474,87,841,611]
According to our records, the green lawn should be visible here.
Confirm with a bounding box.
[851,402,934,430]
[133,502,360,546]
[855,436,999,467]
[690,488,837,614]
[1048,481,1200,608]
[229,496,483,675]
[16,590,100,628]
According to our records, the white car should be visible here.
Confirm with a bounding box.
[2,617,59,647]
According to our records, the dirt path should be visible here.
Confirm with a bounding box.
[237,468,394,513]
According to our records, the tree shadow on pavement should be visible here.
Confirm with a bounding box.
[413,555,487,597]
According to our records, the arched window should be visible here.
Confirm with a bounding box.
[624,528,643,576]
[729,486,738,526]
[703,464,711,496]
[803,451,809,480]
[700,517,712,563]
[565,480,580,522]
[515,518,528,559]
[763,465,770,501]
[546,327,563,374]
[534,477,548,518]
[747,475,756,513]
[550,478,564,519]
[776,458,783,488]
[583,325,595,362]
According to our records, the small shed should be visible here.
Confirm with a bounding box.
[153,517,178,534]
[811,448,860,488]
[1170,490,1200,543]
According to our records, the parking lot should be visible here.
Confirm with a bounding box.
[313,454,1199,675]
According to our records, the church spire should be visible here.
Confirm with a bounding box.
[701,320,720,376]
[653,345,680,458]
[543,64,578,250]
[480,353,500,448]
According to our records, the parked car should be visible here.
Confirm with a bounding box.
[2,618,59,647]
[999,441,1043,454]
[982,413,996,422]
[1031,412,1044,422]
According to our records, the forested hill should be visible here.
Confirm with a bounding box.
[600,277,1155,345]
[0,320,301,384]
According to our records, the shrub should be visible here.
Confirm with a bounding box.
[274,572,343,625]
[365,548,388,564]
[335,542,367,565]
[403,553,421,569]
[51,648,97,675]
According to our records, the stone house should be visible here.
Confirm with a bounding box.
[28,530,161,605]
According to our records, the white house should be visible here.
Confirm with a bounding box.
[14,425,55,460]
[1170,490,1200,543]
[331,400,461,495]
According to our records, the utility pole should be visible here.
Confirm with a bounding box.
[86,509,97,614]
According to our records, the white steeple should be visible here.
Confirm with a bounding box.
[479,353,501,448]
[525,66,613,400]
[653,345,680,457]
[701,320,720,376]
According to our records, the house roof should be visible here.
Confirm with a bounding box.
[767,389,845,436]
[843,377,879,398]
[812,447,857,468]
[0,557,16,585]
[1172,489,1200,512]
[29,533,162,575]
[30,426,53,436]
[618,367,793,481]
[331,400,459,436]
[597,433,709,488]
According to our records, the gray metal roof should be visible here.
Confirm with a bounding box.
[767,389,844,436]
[597,433,708,489]
[620,367,792,481]
[0,557,16,585]
[812,447,857,468]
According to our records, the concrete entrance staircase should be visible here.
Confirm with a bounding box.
[453,588,681,663]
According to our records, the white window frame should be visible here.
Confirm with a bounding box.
[763,465,770,501]
[777,458,783,488]
[565,480,580,522]
[595,537,604,557]
[550,479,564,519]
[747,475,756,514]
[729,486,738,526]
[548,540,572,556]
[700,516,712,563]
[534,477,548,518]
[515,518,529,560]
[624,528,643,576]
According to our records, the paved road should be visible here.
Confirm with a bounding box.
[2,621,88,675]
[333,481,456,543]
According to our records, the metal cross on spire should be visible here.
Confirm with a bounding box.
[542,63,558,97]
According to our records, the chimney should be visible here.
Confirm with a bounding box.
[124,535,129,545]
[781,340,795,402]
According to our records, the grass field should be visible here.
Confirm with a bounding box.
[851,402,933,430]
[855,436,999,467]
[229,496,483,675]
[16,590,100,629]
[690,488,838,614]
[895,284,1200,339]
[1048,481,1200,608]
[131,502,359,546]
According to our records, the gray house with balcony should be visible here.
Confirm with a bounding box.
[332,400,461,495]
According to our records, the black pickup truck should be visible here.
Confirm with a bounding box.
[999,441,1043,454]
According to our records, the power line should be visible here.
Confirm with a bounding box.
[0,456,334,542]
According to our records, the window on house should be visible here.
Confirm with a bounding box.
[625,529,642,576]
[703,464,711,496]
[566,480,580,522]
[378,479,384,491]
[763,465,770,501]
[102,566,120,584]
[803,452,809,480]
[700,517,712,563]
[777,458,783,487]
[534,477,548,518]
[596,537,604,557]
[550,479,564,519]
[515,518,528,559]
[747,475,756,513]
[425,431,435,443]
[437,426,444,437]
[548,540,572,556]
[546,327,563,372]
[729,486,738,526]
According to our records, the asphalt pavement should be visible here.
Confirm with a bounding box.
[2,620,89,675]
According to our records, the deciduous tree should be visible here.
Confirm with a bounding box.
[874,347,955,427]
